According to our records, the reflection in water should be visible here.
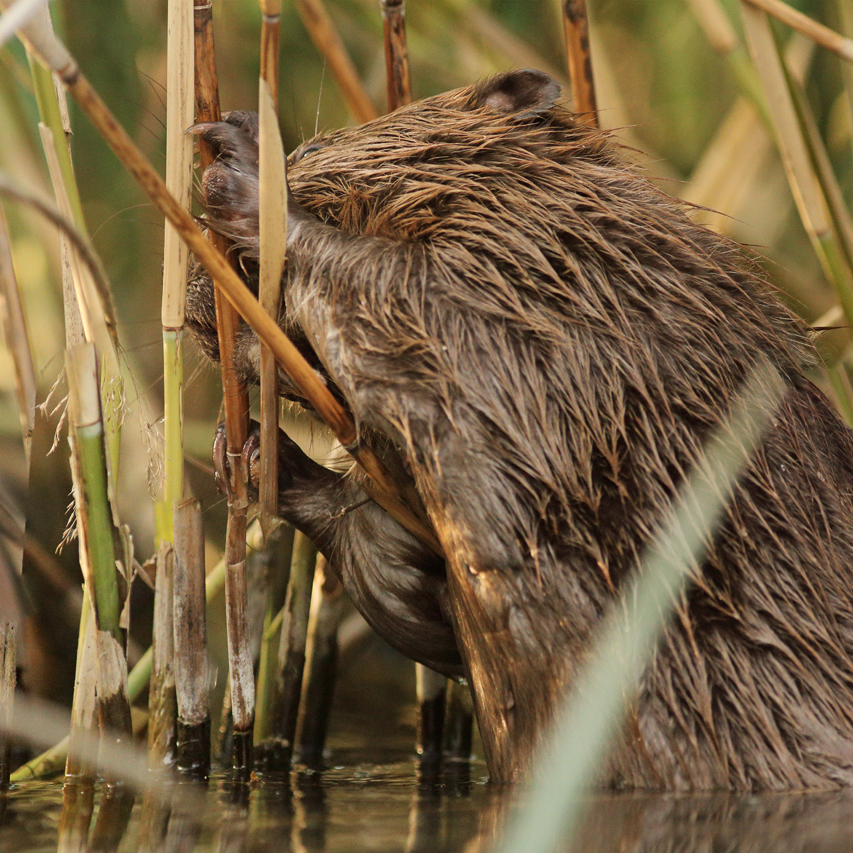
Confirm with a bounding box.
[577,789,853,853]
[88,784,135,852]
[216,782,251,853]
[5,757,853,851]
[57,780,94,853]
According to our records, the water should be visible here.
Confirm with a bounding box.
[0,752,495,853]
[5,640,853,851]
[5,756,853,852]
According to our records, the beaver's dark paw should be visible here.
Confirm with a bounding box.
[189,112,314,244]
[212,420,337,508]
[189,113,261,228]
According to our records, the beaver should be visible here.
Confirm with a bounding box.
[186,69,853,791]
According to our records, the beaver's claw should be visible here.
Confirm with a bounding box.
[188,112,312,231]
[213,421,333,508]
[212,421,262,501]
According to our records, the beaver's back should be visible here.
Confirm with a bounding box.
[187,70,853,789]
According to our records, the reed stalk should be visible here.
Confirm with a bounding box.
[40,122,117,367]
[561,0,597,125]
[742,0,853,63]
[414,663,446,765]
[296,555,345,764]
[193,1,255,774]
[20,3,125,484]
[172,498,211,778]
[0,622,14,789]
[147,542,176,767]
[269,531,317,765]
[740,5,853,334]
[785,67,853,284]
[681,36,811,231]
[381,0,412,111]
[253,523,295,747]
[497,364,785,853]
[64,596,97,782]
[444,677,473,761]
[223,515,254,774]
[0,206,35,465]
[838,1,853,152]
[66,344,132,753]
[66,344,122,642]
[12,631,157,782]
[158,0,194,545]
[89,784,135,851]
[295,0,377,123]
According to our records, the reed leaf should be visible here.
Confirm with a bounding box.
[258,80,287,537]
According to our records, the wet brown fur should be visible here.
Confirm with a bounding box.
[187,71,853,790]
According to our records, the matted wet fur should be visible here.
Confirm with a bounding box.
[187,70,853,790]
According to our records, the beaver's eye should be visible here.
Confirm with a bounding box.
[294,143,324,163]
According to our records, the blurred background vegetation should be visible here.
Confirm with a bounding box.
[0,0,850,710]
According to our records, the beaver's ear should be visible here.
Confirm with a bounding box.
[470,70,560,117]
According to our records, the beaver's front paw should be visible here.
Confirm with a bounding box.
[189,112,314,250]
[189,112,261,246]
[212,420,338,511]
